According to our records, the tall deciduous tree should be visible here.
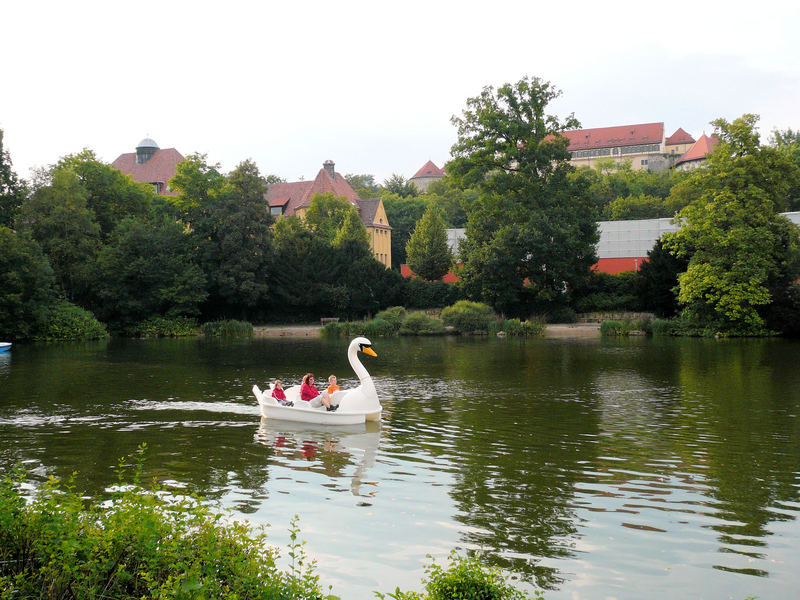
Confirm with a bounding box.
[16,169,101,303]
[382,192,429,268]
[0,129,28,228]
[0,226,56,339]
[189,159,273,318]
[448,75,598,316]
[304,192,358,246]
[94,216,206,330]
[57,150,156,239]
[664,114,800,335]
[383,174,418,198]
[406,205,452,281]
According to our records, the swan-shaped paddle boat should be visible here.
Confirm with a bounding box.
[252,336,381,425]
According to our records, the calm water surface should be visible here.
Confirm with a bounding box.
[1,336,799,599]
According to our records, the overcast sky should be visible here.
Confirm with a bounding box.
[2,0,799,184]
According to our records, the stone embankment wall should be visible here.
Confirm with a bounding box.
[578,312,655,323]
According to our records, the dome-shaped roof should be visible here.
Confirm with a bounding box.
[136,137,159,150]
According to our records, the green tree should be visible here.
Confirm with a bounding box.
[636,238,689,317]
[0,227,57,339]
[190,159,274,318]
[382,192,430,268]
[333,208,370,251]
[664,114,800,335]
[383,173,418,197]
[448,75,598,316]
[0,129,28,228]
[169,153,227,211]
[344,173,379,198]
[406,205,452,281]
[94,216,207,330]
[425,176,475,228]
[770,128,800,210]
[605,193,670,220]
[58,150,156,239]
[16,169,101,303]
[304,192,359,246]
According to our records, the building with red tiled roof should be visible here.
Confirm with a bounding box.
[111,138,184,196]
[409,160,445,192]
[665,127,695,157]
[561,122,665,171]
[674,134,719,171]
[265,161,392,268]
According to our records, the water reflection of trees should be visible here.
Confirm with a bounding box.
[385,339,604,590]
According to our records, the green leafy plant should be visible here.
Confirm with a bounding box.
[441,300,495,333]
[0,447,327,600]
[376,306,408,331]
[400,312,445,335]
[34,300,109,341]
[201,319,254,337]
[129,316,198,338]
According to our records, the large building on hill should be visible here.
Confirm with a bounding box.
[112,138,184,195]
[265,160,392,268]
[562,122,665,171]
[409,160,445,192]
[674,134,719,171]
[664,127,695,156]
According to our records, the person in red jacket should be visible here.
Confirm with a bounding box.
[271,380,293,406]
[300,373,336,411]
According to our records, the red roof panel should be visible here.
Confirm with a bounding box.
[559,122,664,150]
[111,148,185,195]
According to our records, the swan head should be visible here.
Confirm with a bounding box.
[350,336,377,358]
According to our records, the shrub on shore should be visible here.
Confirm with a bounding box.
[34,301,109,341]
[0,449,326,600]
[600,317,652,336]
[201,319,254,337]
[440,300,494,334]
[128,316,198,338]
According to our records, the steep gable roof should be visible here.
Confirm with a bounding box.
[665,127,695,146]
[265,164,360,216]
[675,134,719,166]
[357,197,390,229]
[560,122,664,150]
[111,148,185,195]
[411,160,444,179]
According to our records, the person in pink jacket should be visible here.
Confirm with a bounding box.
[300,373,336,411]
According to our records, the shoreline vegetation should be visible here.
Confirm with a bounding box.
[0,447,540,600]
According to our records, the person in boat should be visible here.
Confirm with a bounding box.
[327,374,340,396]
[300,373,337,411]
[271,380,293,406]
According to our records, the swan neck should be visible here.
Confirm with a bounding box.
[349,346,370,382]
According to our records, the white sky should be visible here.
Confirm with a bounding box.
[2,0,799,184]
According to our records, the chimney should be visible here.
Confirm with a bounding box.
[323,160,335,179]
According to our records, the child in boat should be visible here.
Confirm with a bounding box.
[271,380,293,406]
[327,375,341,410]
[300,373,336,411]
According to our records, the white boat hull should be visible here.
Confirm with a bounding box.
[253,385,380,426]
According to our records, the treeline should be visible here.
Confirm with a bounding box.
[0,145,459,341]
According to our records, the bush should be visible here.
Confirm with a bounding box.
[405,278,461,309]
[400,312,445,335]
[201,319,254,338]
[489,318,545,337]
[362,318,396,337]
[376,551,535,600]
[34,301,108,341]
[129,316,198,338]
[0,448,325,600]
[441,301,495,334]
[651,318,678,336]
[321,320,347,337]
[572,271,641,313]
[600,317,652,336]
[376,306,407,331]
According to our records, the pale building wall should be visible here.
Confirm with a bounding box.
[665,142,693,156]
[410,176,442,193]
[367,200,392,269]
[569,142,664,171]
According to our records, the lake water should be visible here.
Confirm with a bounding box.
[1,336,799,599]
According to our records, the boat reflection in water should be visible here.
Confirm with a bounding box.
[255,418,381,497]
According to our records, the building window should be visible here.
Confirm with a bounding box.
[641,159,648,166]
[270,206,283,217]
